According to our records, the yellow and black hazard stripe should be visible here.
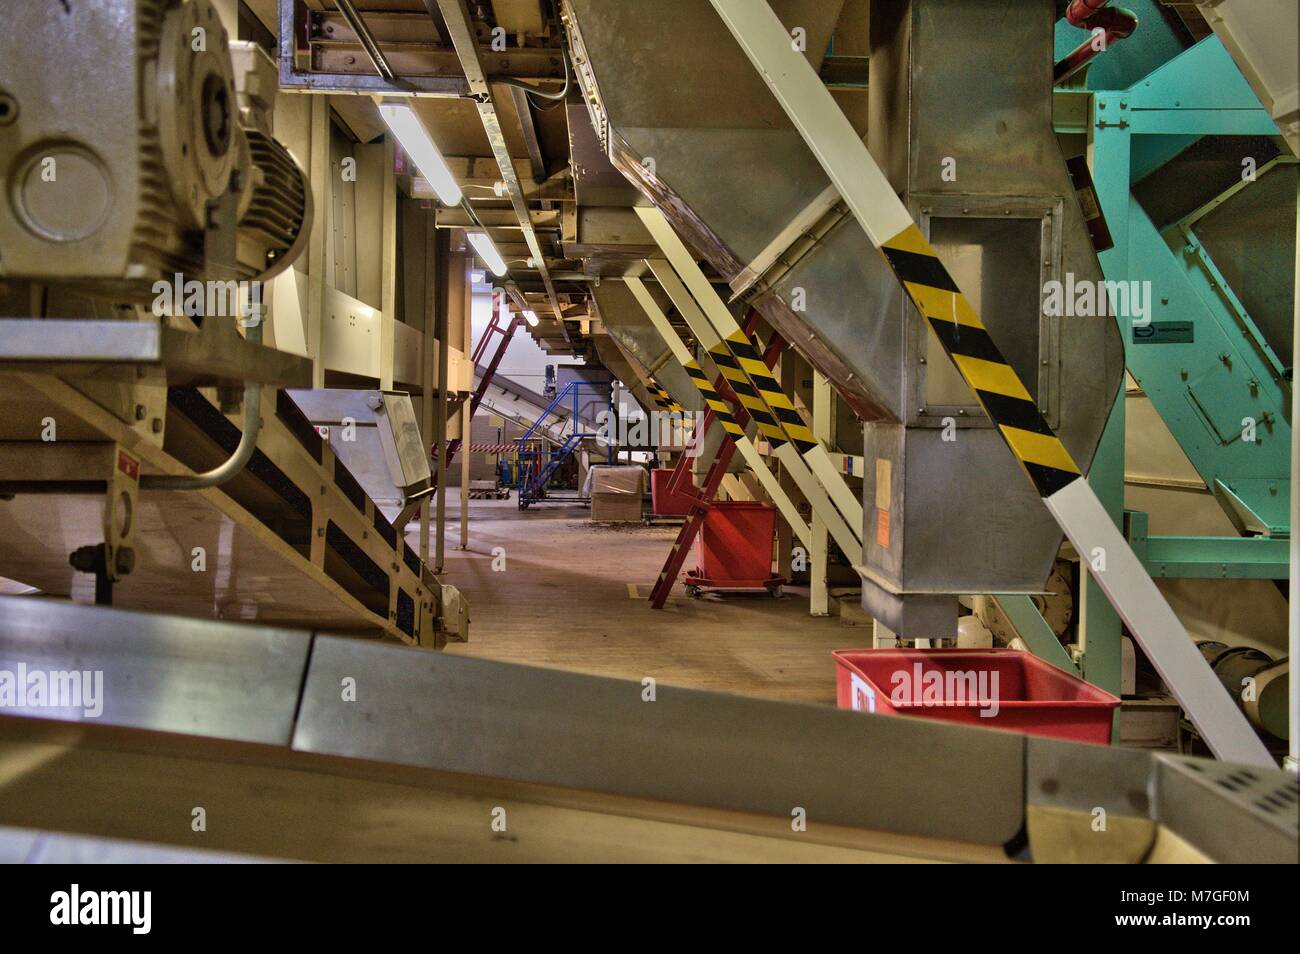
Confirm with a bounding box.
[646,378,683,414]
[706,343,784,444]
[682,359,745,439]
[878,224,1081,497]
[717,331,819,454]
[705,333,818,454]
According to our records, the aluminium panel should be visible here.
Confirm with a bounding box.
[293,635,1026,846]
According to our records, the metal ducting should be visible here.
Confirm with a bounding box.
[591,281,701,414]
[564,0,1125,634]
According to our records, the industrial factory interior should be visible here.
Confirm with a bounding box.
[0,0,1297,873]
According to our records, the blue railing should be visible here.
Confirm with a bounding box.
[516,381,612,508]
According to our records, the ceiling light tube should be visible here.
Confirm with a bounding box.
[376,102,462,206]
[467,231,508,277]
[523,309,540,327]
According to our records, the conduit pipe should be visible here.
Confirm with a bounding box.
[140,317,265,492]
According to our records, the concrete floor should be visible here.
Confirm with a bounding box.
[412,498,858,705]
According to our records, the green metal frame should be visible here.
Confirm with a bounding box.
[1089,38,1292,534]
[1125,510,1290,580]
[1063,36,1293,710]
[995,594,1080,675]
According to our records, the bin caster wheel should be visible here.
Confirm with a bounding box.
[768,585,783,598]
[685,585,702,599]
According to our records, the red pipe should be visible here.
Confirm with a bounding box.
[1055,0,1138,85]
[1065,0,1113,26]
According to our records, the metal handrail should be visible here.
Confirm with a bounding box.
[519,380,605,444]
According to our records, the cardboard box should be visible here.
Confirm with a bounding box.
[587,465,645,521]
[590,491,643,522]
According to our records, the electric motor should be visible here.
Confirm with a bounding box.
[0,0,310,299]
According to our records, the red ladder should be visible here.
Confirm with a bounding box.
[434,290,521,482]
[648,313,787,608]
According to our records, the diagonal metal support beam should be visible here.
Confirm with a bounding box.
[334,0,397,83]
[628,277,812,551]
[434,0,566,339]
[638,208,865,536]
[641,260,860,559]
[995,596,1081,676]
[508,86,548,181]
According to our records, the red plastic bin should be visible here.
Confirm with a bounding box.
[833,647,1120,744]
[650,468,696,516]
[694,501,776,584]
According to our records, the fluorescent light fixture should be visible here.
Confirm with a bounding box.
[467,231,508,277]
[376,102,462,206]
[523,309,540,326]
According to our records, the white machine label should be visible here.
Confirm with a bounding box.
[850,672,876,713]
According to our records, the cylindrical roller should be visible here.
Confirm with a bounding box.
[1196,641,1290,739]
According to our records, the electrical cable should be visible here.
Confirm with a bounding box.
[495,43,570,104]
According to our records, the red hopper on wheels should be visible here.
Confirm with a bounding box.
[650,468,696,517]
[683,501,785,598]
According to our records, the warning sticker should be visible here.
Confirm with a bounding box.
[116,449,140,480]
[876,507,891,549]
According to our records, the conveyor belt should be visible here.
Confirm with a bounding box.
[0,598,1293,863]
[472,367,602,447]
[0,373,461,646]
